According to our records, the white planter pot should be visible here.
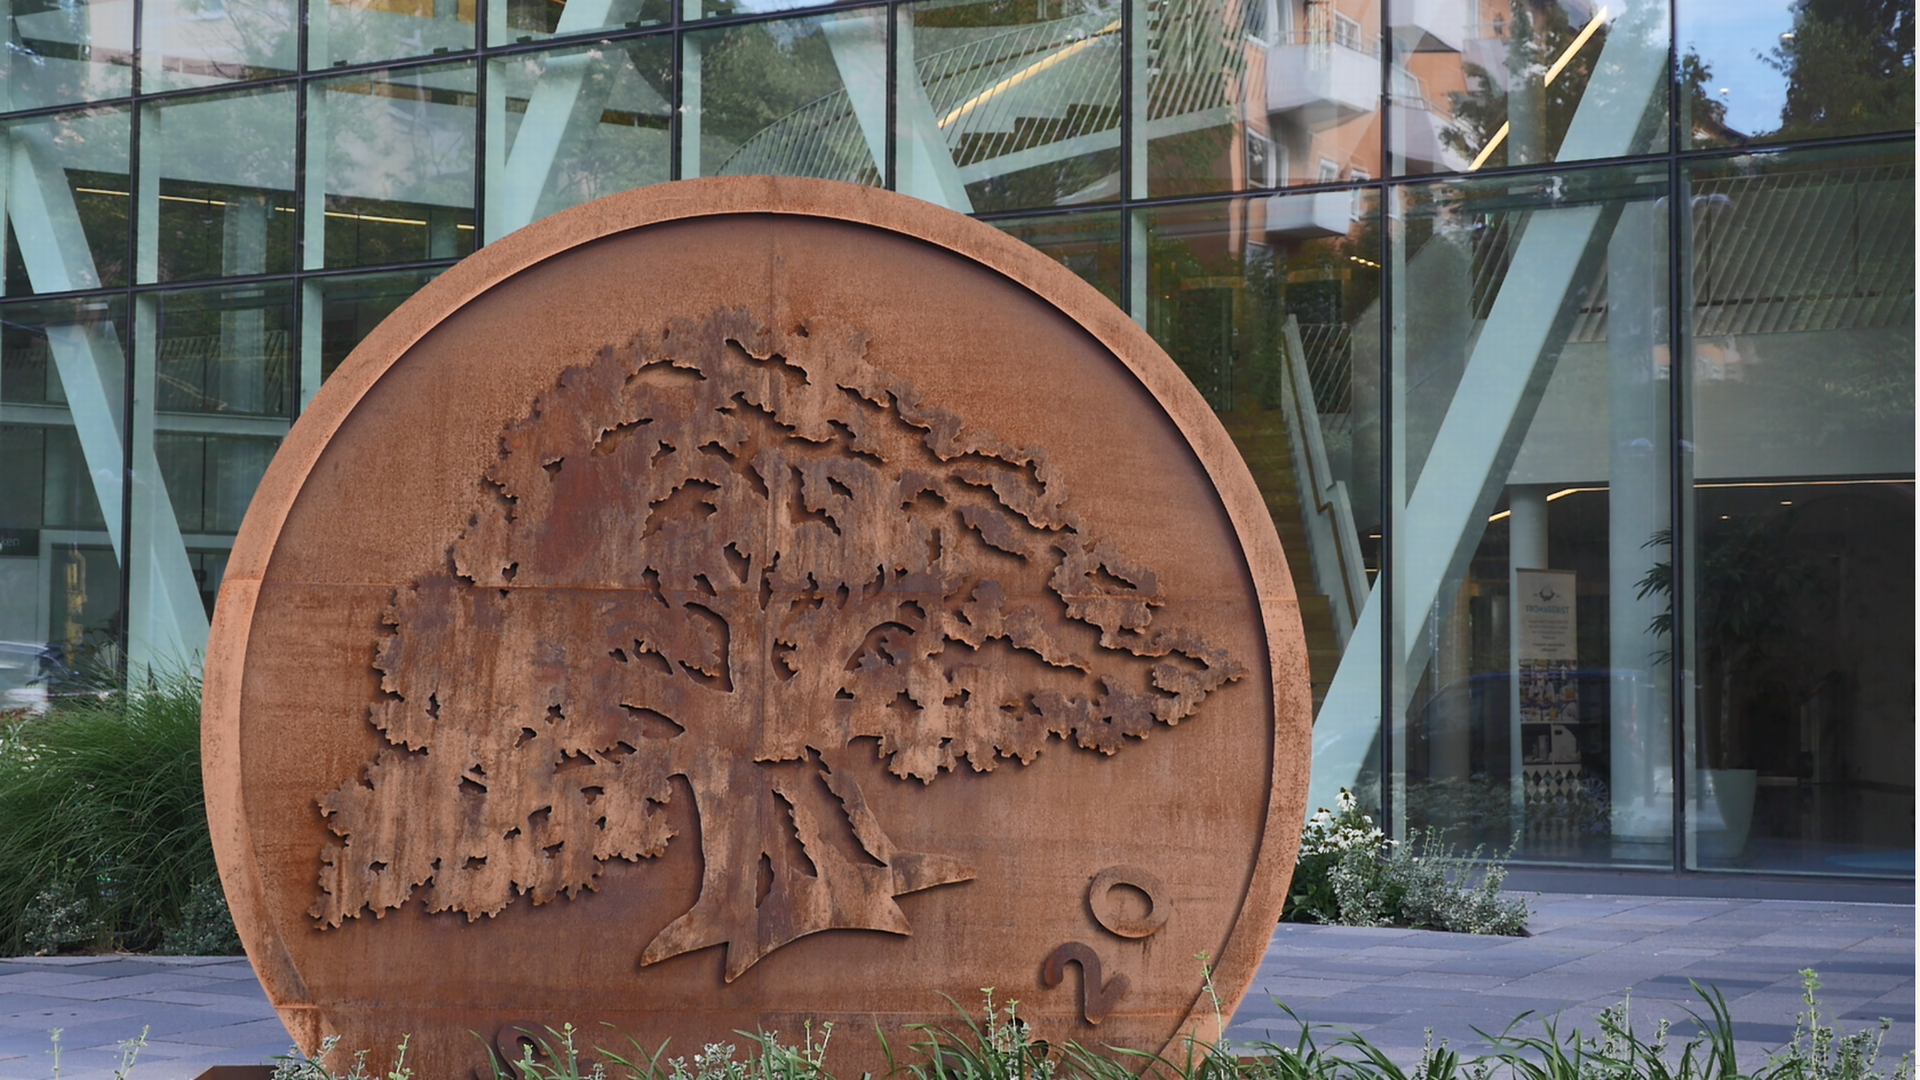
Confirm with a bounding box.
[1695,768,1758,861]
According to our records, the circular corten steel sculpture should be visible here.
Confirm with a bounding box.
[203,177,1312,1078]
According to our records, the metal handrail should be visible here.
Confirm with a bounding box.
[1280,313,1368,641]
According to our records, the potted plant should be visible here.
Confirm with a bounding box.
[1637,514,1811,860]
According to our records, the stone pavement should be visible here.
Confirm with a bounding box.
[0,895,1910,1079]
[1226,894,1914,1066]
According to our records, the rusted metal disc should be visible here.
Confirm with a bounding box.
[203,177,1312,1079]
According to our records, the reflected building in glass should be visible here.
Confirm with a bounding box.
[0,0,1908,885]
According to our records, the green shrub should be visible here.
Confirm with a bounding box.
[253,974,1912,1080]
[0,668,240,955]
[1284,789,1529,935]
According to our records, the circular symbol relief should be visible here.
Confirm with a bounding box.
[203,178,1312,1079]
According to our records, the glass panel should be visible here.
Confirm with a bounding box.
[141,87,297,284]
[1139,192,1383,766]
[1,108,130,297]
[1386,164,1673,866]
[485,38,673,242]
[310,0,476,71]
[128,287,288,670]
[141,0,297,93]
[307,63,476,269]
[0,296,127,690]
[1391,0,1669,177]
[150,283,294,418]
[1214,0,1380,195]
[298,267,441,401]
[1678,0,1914,149]
[683,10,887,187]
[0,0,134,110]
[898,0,1120,212]
[488,0,666,45]
[993,210,1123,306]
[1683,143,1914,877]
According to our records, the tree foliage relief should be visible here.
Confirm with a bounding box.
[311,307,1246,980]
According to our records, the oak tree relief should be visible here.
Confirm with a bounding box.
[312,308,1245,981]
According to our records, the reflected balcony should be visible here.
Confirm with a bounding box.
[1389,0,1466,54]
[1261,190,1351,239]
[1265,29,1378,125]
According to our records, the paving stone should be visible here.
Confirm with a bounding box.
[0,894,1910,1078]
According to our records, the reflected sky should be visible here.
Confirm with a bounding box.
[1679,0,1794,138]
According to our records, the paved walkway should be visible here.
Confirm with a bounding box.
[0,895,1910,1079]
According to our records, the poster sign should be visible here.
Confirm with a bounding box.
[1516,568,1579,765]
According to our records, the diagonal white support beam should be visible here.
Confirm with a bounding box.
[485,0,620,240]
[1305,0,1669,816]
[9,130,209,671]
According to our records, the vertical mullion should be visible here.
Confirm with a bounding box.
[1377,179,1395,835]
[117,0,145,674]
[1116,0,1133,312]
[1665,0,1689,870]
[884,2,896,191]
[668,0,684,179]
[292,7,312,416]
[472,0,490,244]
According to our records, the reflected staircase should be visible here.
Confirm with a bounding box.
[1219,406,1344,713]
[1217,314,1368,716]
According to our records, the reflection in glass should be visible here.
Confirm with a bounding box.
[485,39,672,242]
[1392,0,1668,177]
[0,0,133,110]
[1138,192,1380,722]
[683,10,887,187]
[896,0,1120,212]
[1681,144,1914,876]
[0,297,127,680]
[142,88,297,283]
[310,0,476,71]
[993,211,1122,305]
[149,284,294,417]
[1,109,130,296]
[1232,0,1381,193]
[131,287,287,664]
[1678,0,1914,149]
[300,267,442,396]
[308,64,476,269]
[488,0,666,45]
[141,0,296,93]
[1381,165,1672,865]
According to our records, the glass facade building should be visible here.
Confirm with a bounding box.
[0,0,1910,880]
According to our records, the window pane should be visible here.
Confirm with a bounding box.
[130,287,289,669]
[1139,192,1382,746]
[0,296,127,686]
[488,0,666,46]
[308,63,476,269]
[993,210,1122,305]
[299,267,441,402]
[1231,0,1381,194]
[142,87,297,284]
[141,0,297,93]
[683,10,887,187]
[1392,0,1669,177]
[151,283,294,418]
[1382,164,1673,866]
[0,0,133,110]
[1683,143,1914,875]
[898,0,1120,212]
[2,108,130,296]
[310,0,476,71]
[485,38,673,242]
[1678,0,1914,149]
